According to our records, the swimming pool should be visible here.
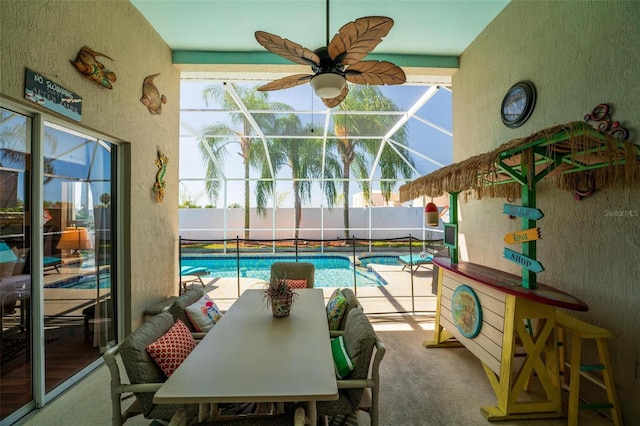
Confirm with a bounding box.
[181,255,386,287]
[45,272,111,289]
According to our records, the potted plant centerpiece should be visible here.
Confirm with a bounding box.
[264,274,297,318]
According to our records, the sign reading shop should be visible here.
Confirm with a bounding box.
[24,68,82,122]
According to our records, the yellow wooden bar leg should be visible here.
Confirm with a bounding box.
[567,334,582,426]
[557,327,567,387]
[596,338,623,426]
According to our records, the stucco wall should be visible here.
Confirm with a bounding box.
[453,0,639,419]
[0,0,180,331]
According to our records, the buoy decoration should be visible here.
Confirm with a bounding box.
[425,202,439,226]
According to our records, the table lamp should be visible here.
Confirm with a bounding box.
[57,227,93,259]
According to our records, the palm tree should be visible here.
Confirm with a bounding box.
[256,116,341,239]
[330,85,414,239]
[199,83,283,239]
[1,110,57,185]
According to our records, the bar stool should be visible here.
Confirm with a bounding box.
[555,310,623,426]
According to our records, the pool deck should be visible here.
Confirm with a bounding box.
[192,261,438,314]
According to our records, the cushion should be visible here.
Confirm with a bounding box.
[342,308,378,407]
[180,265,208,276]
[331,335,354,379]
[338,288,360,331]
[169,288,205,332]
[119,312,175,417]
[145,320,196,377]
[326,288,347,330]
[185,294,223,332]
[285,279,307,289]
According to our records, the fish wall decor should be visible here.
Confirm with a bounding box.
[141,73,167,115]
[70,46,117,89]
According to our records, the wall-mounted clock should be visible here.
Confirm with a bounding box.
[501,81,536,128]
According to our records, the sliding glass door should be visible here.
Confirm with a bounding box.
[0,106,118,422]
[41,121,116,391]
[0,108,33,421]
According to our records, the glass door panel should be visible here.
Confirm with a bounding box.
[42,122,115,392]
[0,108,33,420]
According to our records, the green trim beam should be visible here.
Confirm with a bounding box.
[173,50,459,68]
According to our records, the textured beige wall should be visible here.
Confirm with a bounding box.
[454,0,639,419]
[0,0,180,331]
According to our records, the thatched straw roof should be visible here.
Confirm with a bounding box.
[399,121,640,202]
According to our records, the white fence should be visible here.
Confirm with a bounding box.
[179,206,444,241]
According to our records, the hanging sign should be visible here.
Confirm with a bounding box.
[503,204,544,220]
[503,228,541,244]
[503,248,545,273]
[24,68,82,122]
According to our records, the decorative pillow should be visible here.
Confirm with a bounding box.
[145,320,196,377]
[286,279,307,289]
[326,288,347,330]
[331,335,354,379]
[185,294,223,332]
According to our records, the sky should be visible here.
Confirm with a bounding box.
[178,80,452,208]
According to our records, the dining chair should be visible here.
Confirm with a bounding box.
[317,308,386,426]
[103,312,199,426]
[197,404,305,425]
[270,262,315,288]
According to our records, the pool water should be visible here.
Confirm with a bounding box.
[46,272,112,289]
[182,255,386,287]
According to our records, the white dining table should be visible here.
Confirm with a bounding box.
[153,288,338,425]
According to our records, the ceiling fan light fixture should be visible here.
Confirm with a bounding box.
[310,72,346,99]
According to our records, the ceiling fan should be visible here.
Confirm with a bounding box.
[254,1,406,108]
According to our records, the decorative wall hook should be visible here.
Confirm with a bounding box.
[584,103,630,141]
[572,176,596,201]
[140,73,167,115]
[154,149,168,203]
[70,46,117,89]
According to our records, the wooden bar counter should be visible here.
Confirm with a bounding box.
[427,258,588,422]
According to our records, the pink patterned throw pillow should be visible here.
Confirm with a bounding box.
[286,279,307,289]
[145,320,196,377]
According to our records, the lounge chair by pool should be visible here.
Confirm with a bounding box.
[398,253,434,273]
[180,266,208,276]
[180,265,208,291]
[44,256,62,273]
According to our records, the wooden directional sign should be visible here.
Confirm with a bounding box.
[503,204,544,220]
[503,248,544,273]
[503,228,541,244]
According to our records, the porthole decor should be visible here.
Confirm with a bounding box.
[451,285,482,338]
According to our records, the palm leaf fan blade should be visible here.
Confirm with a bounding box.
[345,61,406,85]
[257,74,314,91]
[328,17,394,65]
[255,31,320,66]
